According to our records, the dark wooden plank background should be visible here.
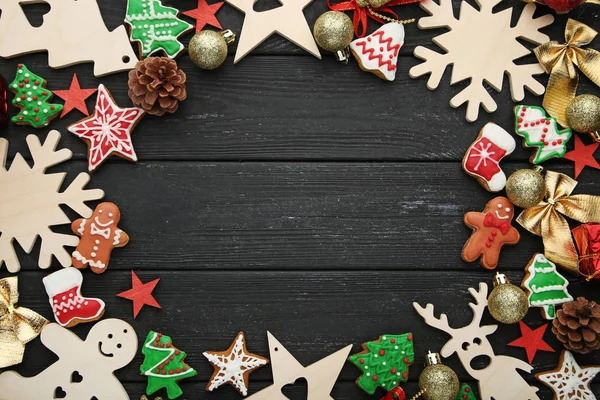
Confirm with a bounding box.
[1,0,600,398]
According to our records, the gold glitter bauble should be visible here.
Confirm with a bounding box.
[419,365,459,400]
[189,31,229,70]
[566,94,600,133]
[313,11,354,52]
[488,274,528,324]
[506,168,545,209]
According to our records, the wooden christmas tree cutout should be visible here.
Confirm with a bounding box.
[0,130,104,273]
[246,331,351,399]
[0,0,138,77]
[409,0,554,122]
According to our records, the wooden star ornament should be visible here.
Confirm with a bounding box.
[536,350,600,400]
[563,135,600,178]
[507,321,554,364]
[225,0,320,63]
[183,0,224,32]
[117,271,161,318]
[245,331,351,399]
[53,74,97,118]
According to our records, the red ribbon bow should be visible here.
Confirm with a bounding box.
[484,213,511,235]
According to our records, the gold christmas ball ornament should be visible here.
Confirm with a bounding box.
[505,167,545,209]
[313,11,354,62]
[418,351,459,400]
[566,94,600,135]
[189,29,235,70]
[487,273,528,324]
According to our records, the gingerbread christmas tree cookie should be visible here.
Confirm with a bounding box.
[348,333,414,395]
[455,383,477,400]
[9,64,62,128]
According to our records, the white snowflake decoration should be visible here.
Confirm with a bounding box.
[409,0,554,122]
[0,131,104,272]
[537,350,600,400]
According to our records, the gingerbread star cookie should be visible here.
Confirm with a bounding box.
[203,332,268,396]
[536,350,600,400]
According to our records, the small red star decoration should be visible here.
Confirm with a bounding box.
[53,74,97,118]
[508,321,555,364]
[117,271,161,318]
[182,0,224,32]
[563,135,600,178]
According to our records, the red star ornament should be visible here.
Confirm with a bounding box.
[508,321,555,364]
[182,0,224,33]
[53,74,97,118]
[117,271,161,318]
[67,84,144,172]
[563,135,600,178]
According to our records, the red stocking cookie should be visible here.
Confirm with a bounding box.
[462,196,520,269]
[71,202,129,274]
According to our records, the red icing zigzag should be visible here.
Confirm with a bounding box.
[354,31,400,71]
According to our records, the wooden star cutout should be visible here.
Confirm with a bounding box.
[246,331,351,399]
[53,74,97,118]
[182,0,224,32]
[203,332,268,395]
[536,350,600,400]
[507,321,554,364]
[117,271,161,318]
[563,135,600,178]
[225,0,320,63]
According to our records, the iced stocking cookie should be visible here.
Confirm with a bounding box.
[72,202,129,274]
[462,197,520,269]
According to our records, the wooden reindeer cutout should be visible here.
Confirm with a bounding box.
[413,283,539,400]
[0,0,138,77]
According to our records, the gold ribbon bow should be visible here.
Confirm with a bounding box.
[534,19,600,127]
[0,277,48,368]
[517,171,600,273]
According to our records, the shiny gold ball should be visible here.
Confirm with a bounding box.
[419,364,460,400]
[189,31,228,70]
[506,169,545,209]
[488,283,528,324]
[566,94,600,133]
[313,11,354,52]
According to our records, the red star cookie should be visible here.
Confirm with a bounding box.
[182,0,224,33]
[563,135,600,178]
[508,321,554,364]
[67,84,145,172]
[53,74,97,118]
[117,271,161,318]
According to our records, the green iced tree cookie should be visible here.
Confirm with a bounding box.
[9,64,62,128]
[522,253,573,319]
[455,383,477,400]
[348,333,414,395]
[125,0,193,58]
[141,331,197,399]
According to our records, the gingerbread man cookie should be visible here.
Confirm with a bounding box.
[462,196,520,269]
[71,202,129,274]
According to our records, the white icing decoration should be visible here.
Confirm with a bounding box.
[77,218,87,235]
[72,251,107,270]
[113,229,122,246]
[350,24,405,82]
[537,351,600,400]
[90,223,111,239]
[94,216,114,227]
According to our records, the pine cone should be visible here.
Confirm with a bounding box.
[128,57,186,116]
[552,297,600,354]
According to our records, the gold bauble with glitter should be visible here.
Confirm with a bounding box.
[313,11,354,56]
[505,167,545,209]
[418,351,459,400]
[565,94,600,135]
[189,30,235,70]
[488,273,528,324]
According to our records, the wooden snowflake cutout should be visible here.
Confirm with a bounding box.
[0,131,104,273]
[203,332,268,396]
[409,0,554,122]
[536,350,600,400]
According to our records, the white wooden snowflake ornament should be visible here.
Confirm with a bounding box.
[0,131,104,272]
[409,0,554,122]
[536,350,600,400]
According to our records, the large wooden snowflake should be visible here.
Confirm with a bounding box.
[409,0,554,122]
[0,131,104,272]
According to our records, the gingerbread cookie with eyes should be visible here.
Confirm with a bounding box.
[71,202,129,274]
[462,196,520,269]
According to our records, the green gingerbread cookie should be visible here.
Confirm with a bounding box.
[455,383,477,400]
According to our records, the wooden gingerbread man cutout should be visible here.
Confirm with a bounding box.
[462,196,520,269]
[72,202,129,274]
[0,319,137,400]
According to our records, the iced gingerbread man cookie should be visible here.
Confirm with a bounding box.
[72,202,129,274]
[462,123,516,192]
[462,196,520,269]
[350,23,405,82]
[0,319,137,400]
